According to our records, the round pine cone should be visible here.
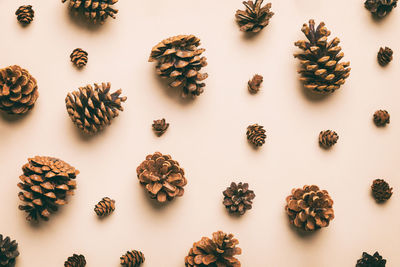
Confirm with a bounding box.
[185,231,242,267]
[65,83,127,135]
[18,156,79,222]
[0,234,19,267]
[152,118,169,136]
[136,152,187,203]
[373,110,390,126]
[372,179,393,202]
[377,47,393,66]
[236,0,274,33]
[247,124,266,147]
[285,185,335,231]
[0,65,39,115]
[120,250,144,267]
[294,20,351,94]
[94,197,115,217]
[223,182,256,215]
[64,254,86,267]
[15,5,34,24]
[61,0,118,24]
[319,130,338,148]
[365,0,397,18]
[356,251,386,267]
[149,35,208,98]
[70,48,88,68]
[248,74,263,94]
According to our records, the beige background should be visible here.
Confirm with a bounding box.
[1,0,400,266]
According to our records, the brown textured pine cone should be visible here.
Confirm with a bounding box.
[356,251,386,267]
[70,48,88,68]
[235,0,274,33]
[0,234,19,267]
[365,0,397,18]
[372,179,393,202]
[373,110,390,126]
[94,197,115,217]
[0,65,39,115]
[61,0,118,24]
[185,231,242,267]
[65,83,127,135]
[64,254,86,267]
[285,185,335,231]
[246,124,266,147]
[15,5,34,24]
[294,19,351,94]
[377,47,393,66]
[319,130,338,148]
[136,152,187,203]
[223,182,255,215]
[120,250,144,267]
[152,118,169,136]
[248,74,263,94]
[18,156,79,222]
[149,35,208,98]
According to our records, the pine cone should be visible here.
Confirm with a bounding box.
[120,250,144,267]
[248,74,263,94]
[285,185,335,231]
[64,254,86,267]
[136,152,187,203]
[0,65,39,115]
[246,124,266,147]
[70,48,88,68]
[94,197,115,217]
[223,182,255,215]
[356,251,386,267]
[65,83,127,135]
[377,47,393,66]
[61,0,118,24]
[0,234,19,267]
[319,130,339,148]
[18,156,79,222]
[149,35,208,98]
[373,110,390,126]
[235,0,274,33]
[294,20,351,94]
[152,118,169,136]
[15,5,34,24]
[365,0,397,17]
[371,179,393,202]
[184,231,242,267]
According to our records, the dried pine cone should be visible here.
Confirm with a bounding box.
[365,0,397,18]
[61,0,118,24]
[64,254,86,267]
[373,110,390,126]
[248,74,263,94]
[235,0,274,33]
[319,130,339,148]
[185,231,242,267]
[223,182,255,215]
[18,156,79,222]
[372,179,393,202]
[285,185,334,231]
[15,5,34,25]
[65,83,127,135]
[377,47,393,66]
[152,118,169,136]
[0,65,39,115]
[246,124,266,147]
[149,35,208,98]
[294,20,351,94]
[120,250,144,267]
[0,234,19,267]
[356,251,386,267]
[70,48,88,68]
[94,197,115,217]
[136,152,187,203]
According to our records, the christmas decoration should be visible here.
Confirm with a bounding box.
[223,182,255,215]
[15,5,34,24]
[94,197,115,217]
[319,130,339,148]
[70,48,88,68]
[61,0,118,24]
[120,250,144,267]
[371,179,392,202]
[246,124,266,147]
[235,0,274,33]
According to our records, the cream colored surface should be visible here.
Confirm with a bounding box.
[1,0,399,266]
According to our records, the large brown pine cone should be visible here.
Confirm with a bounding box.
[120,250,144,267]
[15,5,34,24]
[294,20,351,94]
[356,251,386,267]
[371,179,393,202]
[0,65,39,114]
[319,130,339,148]
[223,182,256,215]
[18,156,79,222]
[149,35,208,98]
[285,185,334,231]
[235,0,274,33]
[94,197,115,217]
[61,0,118,24]
[65,83,127,135]
[246,124,266,147]
[365,0,397,17]
[373,110,390,126]
[0,234,19,267]
[185,231,242,267]
[136,152,187,203]
[64,254,86,267]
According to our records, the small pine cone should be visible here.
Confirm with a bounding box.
[94,197,115,217]
[120,250,144,267]
[64,254,86,267]
[371,179,393,202]
[149,35,208,98]
[0,234,19,267]
[365,0,397,18]
[248,74,263,94]
[70,49,88,68]
[373,110,390,126]
[356,251,386,267]
[61,0,118,24]
[294,20,351,94]
[185,231,242,267]
[0,65,39,115]
[236,0,274,33]
[246,124,266,147]
[65,83,127,135]
[18,156,79,222]
[319,130,338,148]
[377,47,393,66]
[152,118,169,136]
[223,182,256,215]
[285,185,335,231]
[15,5,34,25]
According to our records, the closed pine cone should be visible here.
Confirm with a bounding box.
[18,156,79,222]
[373,110,390,126]
[356,251,386,267]
[64,254,86,267]
[246,124,266,147]
[15,5,34,24]
[136,152,187,203]
[94,197,115,217]
[70,48,88,68]
[372,179,393,202]
[0,234,19,267]
[377,47,393,66]
[235,0,274,33]
[120,250,144,267]
[149,35,208,98]
[294,20,351,94]
[248,74,263,94]
[285,185,334,231]
[152,118,169,136]
[185,231,242,267]
[0,65,39,114]
[223,182,255,215]
[365,0,397,17]
[61,0,118,24]
[319,130,338,148]
[65,83,127,135]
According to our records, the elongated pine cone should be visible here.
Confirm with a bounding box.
[246,124,266,147]
[373,110,390,126]
[65,83,127,135]
[152,118,169,136]
[223,182,255,215]
[94,197,115,217]
[356,251,386,267]
[70,48,88,68]
[0,65,38,115]
[64,254,86,267]
[319,130,338,148]
[16,5,34,24]
[149,35,208,98]
[294,20,351,94]
[61,0,118,24]
[0,234,19,267]
[377,47,393,66]
[248,74,263,94]
[285,185,334,231]
[372,179,392,202]
[120,250,144,267]
[136,152,187,203]
[365,0,397,17]
[236,0,274,33]
[185,231,242,267]
[18,156,79,222]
